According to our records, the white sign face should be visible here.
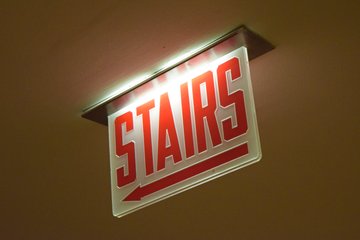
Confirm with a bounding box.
[108,47,261,217]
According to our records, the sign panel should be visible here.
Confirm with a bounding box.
[108,46,261,217]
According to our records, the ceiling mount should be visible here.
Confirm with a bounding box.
[82,25,274,125]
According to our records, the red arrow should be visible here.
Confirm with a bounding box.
[123,143,249,201]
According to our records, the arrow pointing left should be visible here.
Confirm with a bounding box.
[123,143,249,201]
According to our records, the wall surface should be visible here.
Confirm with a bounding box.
[1,0,359,239]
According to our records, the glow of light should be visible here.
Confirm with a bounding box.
[109,46,230,118]
[101,73,152,103]
[96,40,213,107]
[159,45,205,70]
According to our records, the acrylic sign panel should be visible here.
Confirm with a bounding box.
[108,47,261,217]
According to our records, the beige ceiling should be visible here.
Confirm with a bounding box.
[1,0,359,239]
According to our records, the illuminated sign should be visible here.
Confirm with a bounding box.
[82,26,274,218]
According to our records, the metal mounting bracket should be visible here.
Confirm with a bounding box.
[82,25,274,125]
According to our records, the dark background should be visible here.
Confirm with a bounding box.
[1,0,359,239]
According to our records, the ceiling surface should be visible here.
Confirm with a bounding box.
[1,0,359,239]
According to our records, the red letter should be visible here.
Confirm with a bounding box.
[180,82,195,158]
[217,57,248,140]
[192,71,221,153]
[157,93,182,171]
[136,100,155,175]
[115,111,136,187]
